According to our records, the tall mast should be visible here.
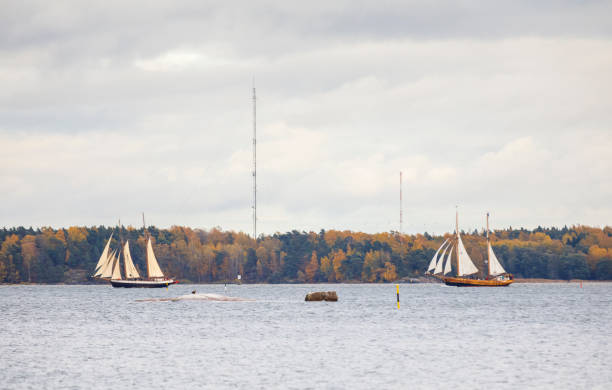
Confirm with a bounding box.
[455,206,460,276]
[252,82,257,240]
[143,212,149,278]
[123,241,129,280]
[119,218,126,279]
[486,211,491,279]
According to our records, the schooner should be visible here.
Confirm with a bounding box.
[92,228,177,288]
[426,211,514,287]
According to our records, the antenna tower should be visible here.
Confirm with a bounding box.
[252,83,257,240]
[399,171,403,235]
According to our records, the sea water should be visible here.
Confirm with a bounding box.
[1,283,611,389]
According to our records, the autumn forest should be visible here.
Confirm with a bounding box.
[1,225,612,284]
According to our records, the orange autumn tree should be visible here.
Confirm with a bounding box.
[362,250,391,282]
[304,251,319,282]
[331,249,347,281]
[383,261,397,282]
[320,255,334,282]
[2,223,612,283]
[20,235,37,283]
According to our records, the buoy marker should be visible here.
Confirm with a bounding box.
[396,284,400,309]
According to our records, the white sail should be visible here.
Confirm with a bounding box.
[444,245,453,275]
[434,243,450,274]
[111,251,122,280]
[457,234,479,276]
[123,240,141,279]
[146,238,164,278]
[487,242,507,276]
[99,249,116,278]
[427,239,449,272]
[93,233,113,276]
[93,253,112,278]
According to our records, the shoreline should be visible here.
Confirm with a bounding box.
[512,278,610,283]
[3,279,612,286]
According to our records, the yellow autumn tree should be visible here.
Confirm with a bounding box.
[332,249,347,281]
[225,243,245,280]
[362,250,391,282]
[530,232,552,243]
[324,230,345,248]
[587,245,610,270]
[0,235,22,282]
[201,244,217,281]
[382,262,397,282]
[412,234,426,250]
[256,259,265,279]
[67,226,87,242]
[0,260,6,282]
[54,229,67,245]
[207,227,227,245]
[320,255,334,282]
[21,235,37,282]
[304,251,319,282]
[256,246,270,279]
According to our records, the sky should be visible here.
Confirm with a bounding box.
[1,1,612,235]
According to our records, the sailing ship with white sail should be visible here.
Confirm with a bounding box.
[426,211,513,287]
[92,231,177,288]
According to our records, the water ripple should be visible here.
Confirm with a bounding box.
[1,283,611,389]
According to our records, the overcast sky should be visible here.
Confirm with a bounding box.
[1,1,611,235]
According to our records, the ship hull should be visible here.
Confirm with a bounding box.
[442,276,513,287]
[110,279,178,288]
[426,273,445,283]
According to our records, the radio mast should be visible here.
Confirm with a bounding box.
[252,83,257,240]
[399,171,403,235]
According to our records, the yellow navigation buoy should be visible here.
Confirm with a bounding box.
[396,284,400,309]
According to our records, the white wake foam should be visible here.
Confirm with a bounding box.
[136,293,254,302]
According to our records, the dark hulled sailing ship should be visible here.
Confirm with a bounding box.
[92,232,177,288]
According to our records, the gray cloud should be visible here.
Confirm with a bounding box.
[1,1,611,234]
[3,2,612,54]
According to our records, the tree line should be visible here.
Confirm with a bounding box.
[1,225,612,284]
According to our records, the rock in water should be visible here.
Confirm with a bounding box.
[305,292,326,301]
[305,291,338,302]
[325,291,338,301]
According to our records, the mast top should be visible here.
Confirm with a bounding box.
[455,206,459,235]
[142,212,147,238]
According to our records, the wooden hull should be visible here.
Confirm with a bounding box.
[110,279,178,288]
[442,276,513,287]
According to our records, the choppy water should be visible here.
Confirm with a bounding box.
[1,283,611,389]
